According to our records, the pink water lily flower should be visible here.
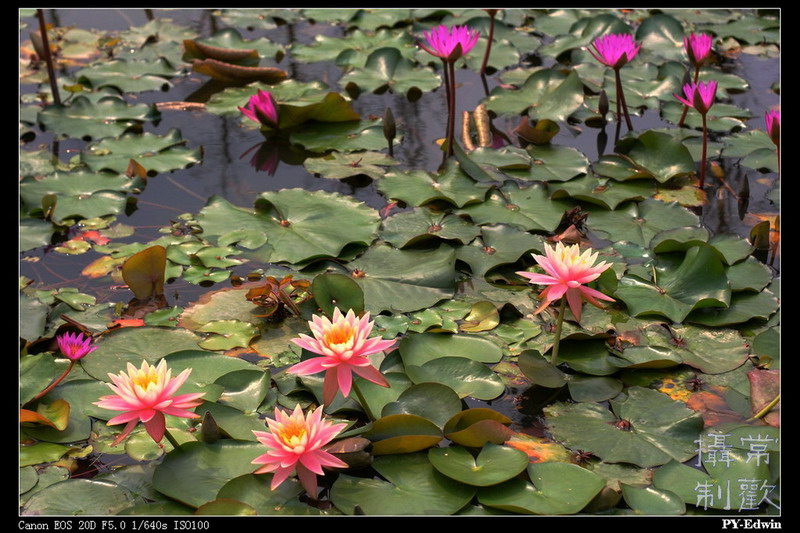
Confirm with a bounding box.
[674,80,718,115]
[288,308,395,405]
[239,89,280,129]
[684,33,713,67]
[517,242,614,322]
[588,33,641,69]
[252,405,348,499]
[95,360,205,446]
[57,331,97,361]
[420,24,480,62]
[765,109,780,147]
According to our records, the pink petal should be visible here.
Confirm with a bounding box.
[351,364,390,388]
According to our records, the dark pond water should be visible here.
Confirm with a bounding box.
[20,8,780,434]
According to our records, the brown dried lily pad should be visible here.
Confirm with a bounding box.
[191,58,287,84]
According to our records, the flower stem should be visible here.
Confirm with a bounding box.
[699,113,708,188]
[747,394,780,422]
[447,60,457,158]
[32,360,75,401]
[480,10,496,77]
[163,428,181,450]
[614,68,633,131]
[36,9,61,106]
[550,298,567,366]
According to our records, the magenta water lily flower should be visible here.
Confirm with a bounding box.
[239,89,280,129]
[765,109,780,147]
[57,331,97,361]
[95,360,205,446]
[287,308,395,406]
[588,33,641,69]
[517,242,614,323]
[684,33,713,68]
[674,80,718,115]
[420,24,480,62]
[252,405,348,499]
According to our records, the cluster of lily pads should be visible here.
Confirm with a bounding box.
[20,8,779,516]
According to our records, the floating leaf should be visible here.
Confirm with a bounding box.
[362,414,443,455]
[121,245,166,302]
[505,143,590,182]
[152,440,265,508]
[21,479,136,515]
[76,57,176,92]
[82,129,201,175]
[621,484,685,515]
[312,273,365,318]
[303,151,398,180]
[456,224,544,278]
[477,462,606,514]
[381,208,480,248]
[345,243,456,314]
[381,383,462,430]
[341,47,441,97]
[330,453,476,515]
[485,69,584,122]
[37,95,159,141]
[429,444,529,486]
[378,163,487,208]
[191,58,287,84]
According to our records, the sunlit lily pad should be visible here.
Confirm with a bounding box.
[456,224,544,278]
[303,151,398,180]
[613,244,731,323]
[381,208,480,248]
[37,95,160,140]
[344,243,456,314]
[381,383,462,430]
[216,474,320,515]
[485,68,584,122]
[477,462,607,514]
[290,119,392,152]
[81,129,202,175]
[504,143,590,182]
[621,484,685,515]
[459,181,574,233]
[585,199,700,249]
[152,440,265,508]
[330,453,476,515]
[544,386,704,468]
[341,47,441,98]
[76,57,177,93]
[21,479,137,515]
[429,444,529,486]
[378,162,488,208]
[291,28,416,67]
[549,173,655,209]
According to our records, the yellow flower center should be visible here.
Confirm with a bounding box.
[132,367,160,392]
[324,322,354,347]
[277,421,308,449]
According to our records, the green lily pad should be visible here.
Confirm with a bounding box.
[477,462,607,514]
[151,440,265,508]
[76,57,176,92]
[614,244,731,323]
[341,47,441,98]
[567,375,623,402]
[504,143,590,182]
[345,243,456,314]
[197,320,260,351]
[312,272,365,318]
[585,199,700,249]
[197,190,380,265]
[518,349,568,388]
[195,401,266,442]
[381,208,480,248]
[213,368,271,412]
[330,453,476,515]
[406,357,506,400]
[604,131,696,183]
[537,12,632,58]
[399,332,503,367]
[377,161,488,208]
[291,28,416,67]
[485,68,584,122]
[80,327,202,381]
[381,382,462,430]
[634,13,685,60]
[289,119,391,152]
[217,474,317,515]
[20,170,137,224]
[687,288,779,327]
[456,224,544,278]
[621,484,686,515]
[20,479,137,515]
[81,129,201,175]
[206,80,331,116]
[661,101,751,133]
[304,151,398,180]
[429,444,529,486]
[726,256,774,292]
[19,442,70,467]
[459,181,574,233]
[37,95,159,141]
[362,413,443,455]
[544,386,704,468]
[183,27,282,65]
[549,173,656,209]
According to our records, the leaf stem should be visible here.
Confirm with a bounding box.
[351,380,377,422]
[36,9,61,106]
[699,112,708,188]
[163,428,182,450]
[747,394,780,422]
[32,360,75,402]
[614,68,633,131]
[550,298,567,366]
